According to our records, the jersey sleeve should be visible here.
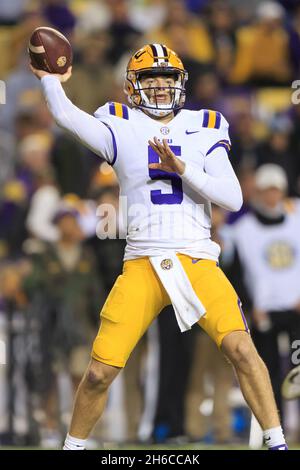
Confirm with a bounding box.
[181,110,242,212]
[200,110,231,157]
[41,75,117,164]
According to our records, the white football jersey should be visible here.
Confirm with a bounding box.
[94,103,230,260]
[41,75,240,262]
[232,204,300,311]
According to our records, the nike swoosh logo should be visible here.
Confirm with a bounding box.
[192,259,201,264]
[185,130,200,135]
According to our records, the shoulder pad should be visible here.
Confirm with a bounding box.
[94,102,129,120]
[202,110,231,156]
[201,109,223,129]
[108,102,129,120]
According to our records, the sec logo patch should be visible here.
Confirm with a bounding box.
[160,126,170,135]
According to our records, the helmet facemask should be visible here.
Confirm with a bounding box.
[125,67,188,117]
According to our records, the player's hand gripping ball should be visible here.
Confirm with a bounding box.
[28,26,72,75]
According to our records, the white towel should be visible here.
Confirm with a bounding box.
[149,252,206,332]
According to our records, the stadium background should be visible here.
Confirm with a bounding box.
[0,0,300,450]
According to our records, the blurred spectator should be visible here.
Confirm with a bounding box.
[129,0,166,32]
[64,30,112,113]
[279,0,300,12]
[289,104,300,195]
[87,164,125,292]
[286,4,300,77]
[26,171,60,244]
[185,65,227,113]
[0,1,26,25]
[229,109,261,172]
[185,0,210,14]
[146,0,214,64]
[228,0,269,23]
[0,262,31,445]
[59,193,98,240]
[0,129,15,187]
[152,307,196,444]
[0,55,42,134]
[206,0,237,80]
[15,110,44,141]
[186,332,235,443]
[25,205,105,446]
[105,0,141,65]
[256,114,300,196]
[16,132,54,197]
[0,179,29,259]
[226,167,256,226]
[0,1,29,25]
[231,164,300,425]
[74,0,111,34]
[0,132,57,257]
[229,1,293,86]
[41,0,76,38]
[0,8,48,78]
[51,133,97,198]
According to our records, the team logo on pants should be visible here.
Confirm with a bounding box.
[160,258,173,270]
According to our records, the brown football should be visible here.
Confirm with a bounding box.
[28,26,72,74]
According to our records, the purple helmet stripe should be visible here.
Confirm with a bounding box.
[149,44,159,61]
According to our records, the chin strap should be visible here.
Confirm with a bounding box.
[141,106,174,118]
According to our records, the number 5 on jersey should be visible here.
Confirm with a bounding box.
[148,145,183,205]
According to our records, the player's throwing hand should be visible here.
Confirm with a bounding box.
[148,137,186,175]
[29,64,72,83]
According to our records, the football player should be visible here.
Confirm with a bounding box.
[30,43,287,450]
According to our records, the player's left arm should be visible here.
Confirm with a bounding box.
[190,145,243,211]
[148,137,243,212]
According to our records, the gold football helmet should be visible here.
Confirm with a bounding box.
[124,44,188,117]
